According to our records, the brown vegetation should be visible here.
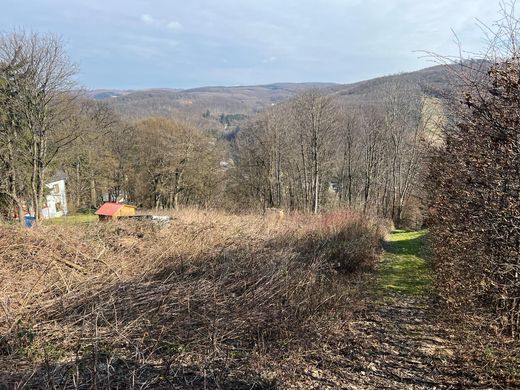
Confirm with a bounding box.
[90,68,452,128]
[0,209,387,388]
[429,22,520,337]
[427,5,520,380]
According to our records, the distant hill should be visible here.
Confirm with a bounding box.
[87,89,134,100]
[91,82,338,116]
[90,65,454,133]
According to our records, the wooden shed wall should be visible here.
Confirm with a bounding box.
[117,205,136,217]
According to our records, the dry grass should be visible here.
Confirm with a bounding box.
[0,209,387,388]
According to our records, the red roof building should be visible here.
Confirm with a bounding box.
[95,202,137,220]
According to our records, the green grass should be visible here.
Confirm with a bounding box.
[378,230,432,295]
[42,214,98,225]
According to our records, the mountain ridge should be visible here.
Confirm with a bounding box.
[90,64,452,131]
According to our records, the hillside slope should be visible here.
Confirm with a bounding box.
[91,64,453,131]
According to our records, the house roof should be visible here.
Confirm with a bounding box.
[95,202,135,216]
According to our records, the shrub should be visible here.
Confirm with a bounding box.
[428,58,520,338]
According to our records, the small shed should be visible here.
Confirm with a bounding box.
[95,202,137,221]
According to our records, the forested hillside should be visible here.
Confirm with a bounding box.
[90,65,452,136]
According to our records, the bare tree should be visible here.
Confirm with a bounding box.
[291,90,338,213]
[379,79,426,225]
[0,31,78,222]
[132,117,223,210]
[0,47,28,222]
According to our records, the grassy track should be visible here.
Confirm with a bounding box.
[378,230,432,295]
[343,229,486,388]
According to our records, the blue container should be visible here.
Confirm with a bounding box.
[24,216,36,228]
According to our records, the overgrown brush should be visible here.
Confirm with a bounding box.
[428,58,520,337]
[0,209,386,388]
[428,54,520,382]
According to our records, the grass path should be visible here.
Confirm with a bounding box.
[378,230,432,295]
[335,230,485,389]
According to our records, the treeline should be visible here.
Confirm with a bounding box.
[58,117,225,211]
[0,32,228,220]
[0,31,429,227]
[0,32,111,223]
[235,82,429,226]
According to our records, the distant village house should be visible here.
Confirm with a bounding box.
[42,171,68,219]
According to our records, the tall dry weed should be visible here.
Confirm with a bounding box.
[0,209,386,388]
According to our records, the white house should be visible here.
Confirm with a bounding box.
[42,172,68,219]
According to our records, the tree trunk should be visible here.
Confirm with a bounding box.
[31,135,40,222]
[90,178,97,208]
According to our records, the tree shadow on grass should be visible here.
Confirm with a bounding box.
[384,235,425,256]
[0,359,277,389]
[379,231,432,295]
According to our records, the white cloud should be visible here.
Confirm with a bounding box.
[122,33,180,47]
[140,14,154,24]
[262,56,277,63]
[167,21,183,30]
[141,14,183,31]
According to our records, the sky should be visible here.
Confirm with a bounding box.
[1,0,502,89]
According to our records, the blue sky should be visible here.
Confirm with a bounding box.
[2,0,500,89]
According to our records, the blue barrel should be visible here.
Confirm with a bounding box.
[24,216,36,228]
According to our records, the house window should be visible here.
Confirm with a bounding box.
[52,184,59,194]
